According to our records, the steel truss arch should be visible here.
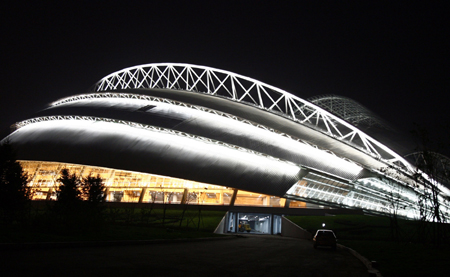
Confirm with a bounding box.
[92,63,413,174]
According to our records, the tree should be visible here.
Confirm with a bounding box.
[82,174,106,205]
[81,173,106,225]
[379,166,409,242]
[54,168,82,220]
[410,125,450,244]
[54,169,106,227]
[0,141,31,223]
[412,152,449,244]
[56,169,82,204]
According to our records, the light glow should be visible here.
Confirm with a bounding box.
[21,160,289,208]
[13,119,302,178]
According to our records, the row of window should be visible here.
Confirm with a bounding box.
[21,161,308,208]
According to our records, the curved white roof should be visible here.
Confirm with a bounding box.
[91,63,414,175]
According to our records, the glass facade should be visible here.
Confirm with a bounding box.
[234,190,286,207]
[285,172,402,214]
[20,160,310,208]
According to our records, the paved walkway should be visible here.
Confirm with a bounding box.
[1,235,368,276]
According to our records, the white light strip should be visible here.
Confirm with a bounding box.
[12,116,300,171]
[47,93,364,172]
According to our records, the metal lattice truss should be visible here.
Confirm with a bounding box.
[49,92,358,166]
[13,115,297,167]
[92,63,413,173]
[307,95,393,130]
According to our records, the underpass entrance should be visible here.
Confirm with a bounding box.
[225,212,282,235]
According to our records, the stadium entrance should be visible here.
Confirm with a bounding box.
[225,212,282,235]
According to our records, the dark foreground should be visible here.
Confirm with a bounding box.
[1,235,367,276]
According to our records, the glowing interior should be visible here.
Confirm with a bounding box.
[20,160,309,208]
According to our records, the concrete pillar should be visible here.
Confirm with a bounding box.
[30,162,42,184]
[45,188,53,201]
[284,199,291,208]
[229,189,238,206]
[138,187,147,203]
[180,188,188,204]
[105,187,110,201]
[218,191,223,204]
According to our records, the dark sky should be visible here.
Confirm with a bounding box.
[1,1,449,154]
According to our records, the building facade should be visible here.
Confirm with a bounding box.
[4,63,450,220]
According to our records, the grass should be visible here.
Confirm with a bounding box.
[286,214,450,277]
[0,224,223,243]
[0,207,226,243]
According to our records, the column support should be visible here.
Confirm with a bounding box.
[138,187,147,203]
[229,189,238,206]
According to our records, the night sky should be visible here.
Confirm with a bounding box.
[1,1,449,155]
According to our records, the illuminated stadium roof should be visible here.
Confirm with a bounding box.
[3,63,450,220]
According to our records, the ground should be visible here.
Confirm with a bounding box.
[1,234,368,276]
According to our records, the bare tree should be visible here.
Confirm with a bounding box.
[140,190,158,224]
[379,166,409,242]
[410,126,450,244]
[178,190,197,228]
[162,188,175,226]
[412,152,449,244]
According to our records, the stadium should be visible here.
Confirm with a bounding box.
[3,63,450,232]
